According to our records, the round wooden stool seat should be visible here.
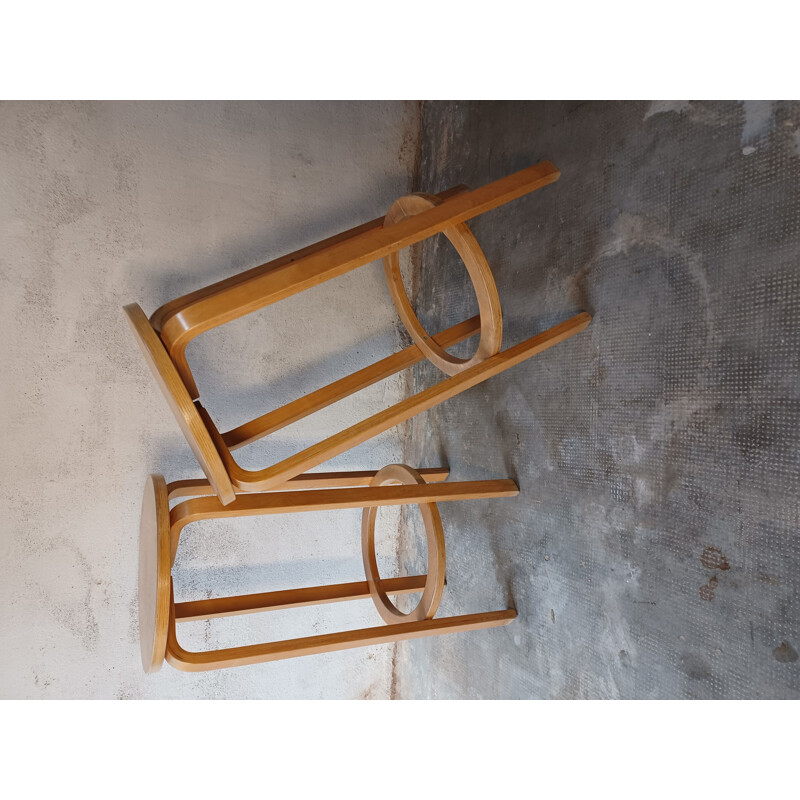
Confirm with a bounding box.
[382,192,503,375]
[361,464,446,624]
[138,473,171,673]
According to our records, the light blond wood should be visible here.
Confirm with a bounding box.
[126,163,577,507]
[150,185,470,397]
[165,593,516,671]
[153,163,559,379]
[174,574,429,622]
[138,474,171,673]
[124,303,236,505]
[166,467,450,500]
[169,478,519,564]
[221,315,481,450]
[383,193,502,375]
[141,466,519,674]
[170,479,519,524]
[362,464,445,624]
[134,308,587,505]
[208,312,592,494]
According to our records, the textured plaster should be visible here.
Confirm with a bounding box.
[0,101,420,699]
[6,101,798,701]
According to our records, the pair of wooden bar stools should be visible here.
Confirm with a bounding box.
[126,160,591,673]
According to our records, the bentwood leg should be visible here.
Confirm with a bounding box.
[152,163,560,392]
[202,312,592,494]
[220,316,481,450]
[165,586,516,672]
[141,468,520,674]
[166,467,451,500]
[169,478,519,563]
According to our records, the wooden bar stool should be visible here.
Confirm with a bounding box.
[140,465,519,672]
[124,161,591,506]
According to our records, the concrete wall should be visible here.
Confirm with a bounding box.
[398,100,800,699]
[0,101,420,698]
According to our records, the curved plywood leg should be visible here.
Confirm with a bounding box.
[138,474,171,673]
[168,478,519,565]
[224,313,592,493]
[165,606,517,671]
[220,315,481,450]
[148,186,471,346]
[153,166,559,362]
[123,304,236,505]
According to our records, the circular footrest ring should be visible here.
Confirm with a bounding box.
[361,464,445,624]
[382,192,503,375]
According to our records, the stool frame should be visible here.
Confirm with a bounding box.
[125,161,591,506]
[140,467,518,673]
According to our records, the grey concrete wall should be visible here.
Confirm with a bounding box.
[0,101,420,699]
[398,100,800,699]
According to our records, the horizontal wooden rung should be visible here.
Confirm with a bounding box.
[174,575,429,622]
[167,608,517,670]
[171,479,520,528]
